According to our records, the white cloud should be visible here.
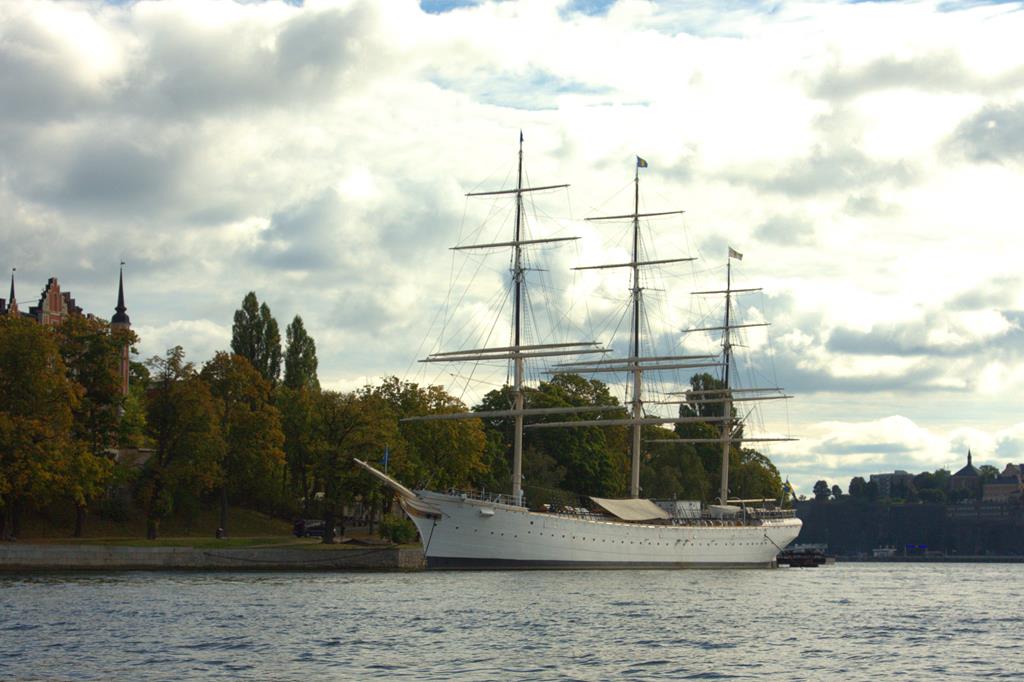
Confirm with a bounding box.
[3,0,1024,491]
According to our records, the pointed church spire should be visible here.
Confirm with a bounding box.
[112,261,130,326]
[7,267,17,315]
[967,449,972,467]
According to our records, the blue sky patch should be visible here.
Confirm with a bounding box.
[420,0,484,14]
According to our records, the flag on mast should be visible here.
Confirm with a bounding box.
[728,247,743,261]
[636,156,648,168]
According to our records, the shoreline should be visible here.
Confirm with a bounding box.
[0,542,425,572]
[837,555,1024,563]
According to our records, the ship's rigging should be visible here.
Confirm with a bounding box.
[410,136,793,506]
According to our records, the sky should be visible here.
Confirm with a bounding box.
[2,0,1023,494]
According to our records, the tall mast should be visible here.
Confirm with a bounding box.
[719,260,733,504]
[624,253,797,484]
[629,162,643,498]
[567,157,696,499]
[414,133,600,508]
[512,132,526,505]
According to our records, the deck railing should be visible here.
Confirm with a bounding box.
[442,488,798,521]
[445,488,522,507]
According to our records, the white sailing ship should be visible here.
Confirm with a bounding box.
[357,138,801,568]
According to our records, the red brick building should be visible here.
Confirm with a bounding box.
[1,267,132,395]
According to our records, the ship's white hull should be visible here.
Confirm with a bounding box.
[403,491,802,569]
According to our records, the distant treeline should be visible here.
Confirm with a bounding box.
[1,292,786,541]
[810,468,1002,505]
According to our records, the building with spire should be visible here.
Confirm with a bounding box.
[110,264,132,396]
[0,267,132,395]
[950,449,981,499]
[1,269,18,316]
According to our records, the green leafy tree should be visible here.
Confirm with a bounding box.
[730,448,784,501]
[0,317,77,539]
[140,347,225,539]
[813,479,831,501]
[848,476,868,498]
[371,377,486,491]
[283,315,319,391]
[62,443,114,538]
[314,390,400,543]
[56,314,129,535]
[201,352,286,535]
[675,373,736,499]
[524,375,627,498]
[669,372,781,503]
[473,374,628,501]
[640,430,710,502]
[231,292,282,386]
[277,384,319,513]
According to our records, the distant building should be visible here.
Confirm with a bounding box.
[983,464,1023,504]
[869,470,915,499]
[1,267,132,395]
[950,450,981,499]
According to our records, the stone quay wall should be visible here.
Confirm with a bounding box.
[0,544,425,572]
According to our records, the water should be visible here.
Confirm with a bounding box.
[1,564,1021,680]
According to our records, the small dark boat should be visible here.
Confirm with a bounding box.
[777,546,830,567]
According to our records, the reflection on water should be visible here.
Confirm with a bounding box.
[1,564,1021,680]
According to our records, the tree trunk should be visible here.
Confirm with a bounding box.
[11,498,21,539]
[74,504,86,538]
[146,476,162,540]
[322,508,335,544]
[303,473,315,517]
[219,486,228,538]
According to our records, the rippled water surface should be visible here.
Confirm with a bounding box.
[2,563,1022,680]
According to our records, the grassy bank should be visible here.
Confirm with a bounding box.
[19,504,294,541]
[14,504,419,551]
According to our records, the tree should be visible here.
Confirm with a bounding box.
[521,375,627,498]
[372,377,487,491]
[201,352,285,535]
[848,476,868,498]
[0,317,77,539]
[139,347,225,539]
[277,384,319,512]
[314,390,400,543]
[283,315,319,390]
[831,484,843,500]
[641,431,710,503]
[813,480,831,501]
[62,443,114,538]
[666,372,783,504]
[473,375,628,501]
[730,448,784,501]
[56,314,128,535]
[231,292,282,386]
